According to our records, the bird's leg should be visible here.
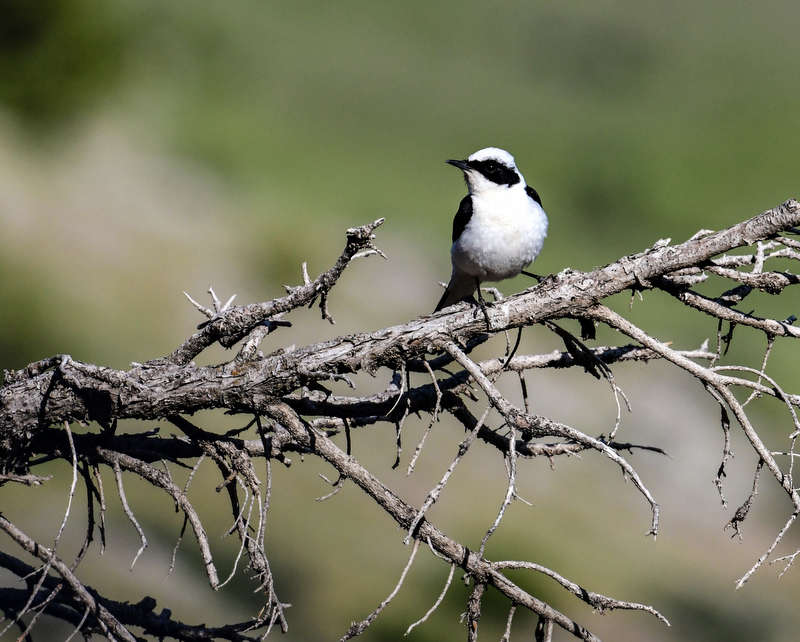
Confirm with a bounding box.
[474,277,491,330]
[502,327,524,370]
[521,270,543,282]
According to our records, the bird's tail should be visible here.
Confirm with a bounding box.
[434,272,478,312]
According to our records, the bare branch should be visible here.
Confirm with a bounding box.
[466,581,485,642]
[405,403,490,543]
[110,458,148,570]
[166,218,385,364]
[443,339,661,537]
[478,420,517,558]
[500,604,517,642]
[2,201,800,641]
[340,539,421,641]
[404,563,455,635]
[736,512,799,589]
[0,516,137,642]
[494,561,669,624]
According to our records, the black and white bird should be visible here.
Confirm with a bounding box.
[434,147,548,312]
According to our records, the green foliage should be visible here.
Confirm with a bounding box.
[0,0,125,125]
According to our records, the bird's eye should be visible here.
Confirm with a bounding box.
[485,161,497,172]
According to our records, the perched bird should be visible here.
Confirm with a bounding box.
[434,147,548,312]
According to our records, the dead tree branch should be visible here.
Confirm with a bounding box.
[1,200,799,640]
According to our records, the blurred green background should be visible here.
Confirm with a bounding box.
[1,1,800,640]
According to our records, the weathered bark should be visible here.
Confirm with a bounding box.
[1,199,799,641]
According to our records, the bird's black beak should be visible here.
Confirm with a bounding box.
[446,159,471,172]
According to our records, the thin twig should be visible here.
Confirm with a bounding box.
[0,516,137,642]
[111,460,148,570]
[500,604,517,642]
[444,339,661,538]
[736,512,798,588]
[404,563,456,635]
[404,404,492,543]
[339,539,421,641]
[63,604,91,642]
[53,422,79,555]
[167,454,206,580]
[407,360,443,476]
[478,421,517,558]
[494,561,669,624]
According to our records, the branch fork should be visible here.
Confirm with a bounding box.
[3,203,800,640]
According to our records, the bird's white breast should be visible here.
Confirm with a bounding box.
[451,186,548,282]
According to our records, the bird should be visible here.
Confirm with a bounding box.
[434,147,548,313]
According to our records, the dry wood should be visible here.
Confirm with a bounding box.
[1,200,800,641]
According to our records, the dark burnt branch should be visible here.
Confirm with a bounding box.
[1,201,800,641]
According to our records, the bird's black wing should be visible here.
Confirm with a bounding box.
[525,185,542,207]
[452,195,473,242]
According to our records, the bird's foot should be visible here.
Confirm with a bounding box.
[473,279,492,330]
[476,299,491,330]
[521,270,544,283]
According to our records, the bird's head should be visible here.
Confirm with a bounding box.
[446,147,523,194]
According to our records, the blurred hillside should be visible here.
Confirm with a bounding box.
[1,1,799,641]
